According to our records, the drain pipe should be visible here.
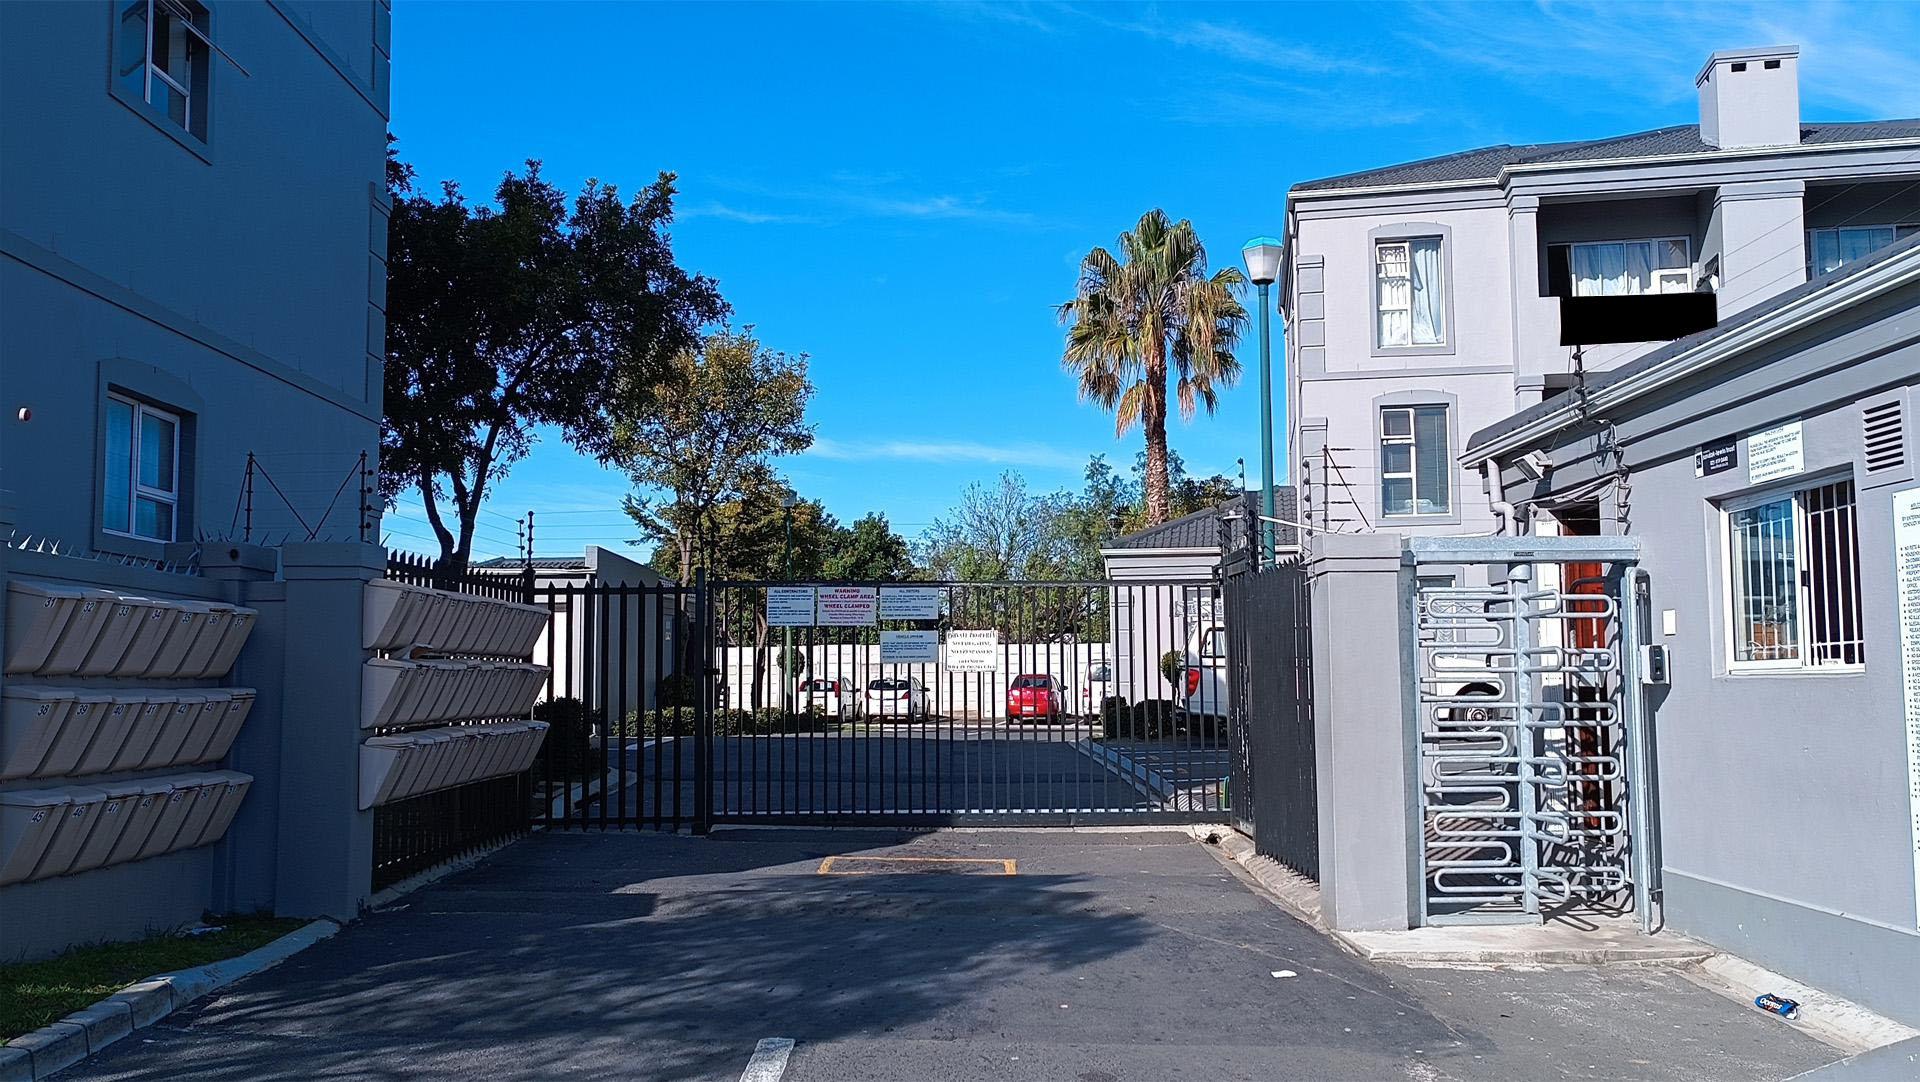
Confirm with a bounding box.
[1484,461,1523,536]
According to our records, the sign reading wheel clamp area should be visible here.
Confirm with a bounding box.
[816,585,878,626]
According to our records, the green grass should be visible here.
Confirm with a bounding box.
[1,916,306,1040]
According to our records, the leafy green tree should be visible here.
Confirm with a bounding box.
[823,513,916,581]
[383,149,725,573]
[1059,209,1248,526]
[619,328,814,580]
[918,472,1071,582]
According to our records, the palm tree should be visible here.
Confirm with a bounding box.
[1059,210,1248,525]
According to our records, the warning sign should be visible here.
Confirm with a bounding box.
[816,585,878,626]
[766,586,816,627]
[880,630,940,664]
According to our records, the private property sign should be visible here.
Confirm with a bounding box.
[944,629,999,671]
[816,586,878,626]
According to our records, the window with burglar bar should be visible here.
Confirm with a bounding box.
[1380,405,1451,517]
[116,0,213,141]
[1725,479,1863,670]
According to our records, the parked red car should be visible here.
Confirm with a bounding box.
[1006,674,1064,722]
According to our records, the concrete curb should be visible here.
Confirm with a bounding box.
[1193,825,1326,930]
[367,833,524,912]
[1682,953,1920,1057]
[1,919,340,1082]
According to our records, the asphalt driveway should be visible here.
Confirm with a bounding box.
[61,829,1837,1081]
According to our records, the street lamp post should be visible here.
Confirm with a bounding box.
[781,493,798,712]
[1242,238,1284,567]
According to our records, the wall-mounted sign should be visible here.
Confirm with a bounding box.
[1747,420,1804,484]
[944,629,999,671]
[1694,439,1738,478]
[766,586,816,627]
[1891,487,1920,928]
[816,585,878,626]
[880,630,940,664]
[879,586,941,621]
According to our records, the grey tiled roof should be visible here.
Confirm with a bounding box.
[1107,489,1300,552]
[1465,230,1920,457]
[1292,120,1920,193]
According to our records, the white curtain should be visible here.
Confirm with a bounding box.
[1376,246,1410,347]
[1409,238,1444,344]
[1573,243,1625,295]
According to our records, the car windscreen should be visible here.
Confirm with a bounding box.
[1011,675,1053,688]
[802,680,837,691]
[869,678,910,691]
[1088,666,1111,680]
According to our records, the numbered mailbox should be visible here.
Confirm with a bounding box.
[105,780,175,867]
[0,788,72,884]
[142,601,212,678]
[174,690,234,764]
[467,602,508,656]
[77,595,156,676]
[190,771,252,848]
[138,777,207,859]
[114,601,180,678]
[197,689,256,764]
[40,589,120,676]
[111,696,171,773]
[364,578,422,650]
[172,603,236,679]
[198,605,257,679]
[29,787,109,879]
[413,592,456,651]
[169,776,227,852]
[68,782,146,874]
[73,693,143,778]
[4,581,86,675]
[363,658,418,729]
[439,596,479,655]
[142,693,204,769]
[38,691,113,779]
[2,686,76,780]
[360,732,437,808]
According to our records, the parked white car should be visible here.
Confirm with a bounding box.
[864,676,929,720]
[1178,625,1230,720]
[799,677,853,720]
[1079,662,1114,715]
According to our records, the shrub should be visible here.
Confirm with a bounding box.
[618,706,837,739]
[1099,696,1131,739]
[1132,699,1178,739]
[656,673,700,709]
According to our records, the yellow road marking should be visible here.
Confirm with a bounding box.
[816,855,1016,875]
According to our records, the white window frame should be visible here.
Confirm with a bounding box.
[119,0,219,139]
[104,394,181,543]
[1555,235,1694,297]
[1373,238,1447,349]
[1805,223,1920,276]
[1379,405,1451,518]
[1720,479,1864,674]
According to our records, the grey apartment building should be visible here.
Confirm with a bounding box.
[1279,46,1919,539]
[2,2,391,958]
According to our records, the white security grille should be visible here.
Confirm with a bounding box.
[1726,481,1862,669]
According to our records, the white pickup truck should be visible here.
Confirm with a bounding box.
[1178,624,1231,721]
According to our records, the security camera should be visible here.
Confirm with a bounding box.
[1515,450,1553,481]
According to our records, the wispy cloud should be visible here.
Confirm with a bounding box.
[1112,16,1382,77]
[680,201,818,225]
[1403,1,1920,117]
[698,176,1048,229]
[808,437,1085,472]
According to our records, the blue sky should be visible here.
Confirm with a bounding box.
[383,0,1920,562]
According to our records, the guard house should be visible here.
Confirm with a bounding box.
[1462,234,1920,1025]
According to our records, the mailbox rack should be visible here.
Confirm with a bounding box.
[358,578,551,809]
[0,580,262,884]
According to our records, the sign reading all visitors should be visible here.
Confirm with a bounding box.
[880,630,940,664]
[1891,487,1920,928]
[944,629,999,671]
[816,585,878,626]
[1694,439,1738,478]
[878,586,941,621]
[765,586,816,627]
[1747,420,1804,484]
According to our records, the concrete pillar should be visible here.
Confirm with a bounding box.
[1308,533,1417,931]
[1508,196,1557,387]
[273,542,384,919]
[1707,179,1806,316]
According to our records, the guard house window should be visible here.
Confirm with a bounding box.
[1807,225,1920,277]
[104,395,180,542]
[1375,238,1446,347]
[116,0,212,140]
[1725,480,1862,670]
[1547,238,1692,297]
[1380,405,1451,517]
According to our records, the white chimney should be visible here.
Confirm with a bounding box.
[1696,46,1801,149]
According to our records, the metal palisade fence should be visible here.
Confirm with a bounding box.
[1221,551,1319,881]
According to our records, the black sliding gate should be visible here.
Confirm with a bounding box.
[528,577,1239,829]
[1221,554,1319,880]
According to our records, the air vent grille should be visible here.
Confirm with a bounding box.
[1863,399,1905,474]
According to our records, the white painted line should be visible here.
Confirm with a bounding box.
[740,1037,795,1081]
